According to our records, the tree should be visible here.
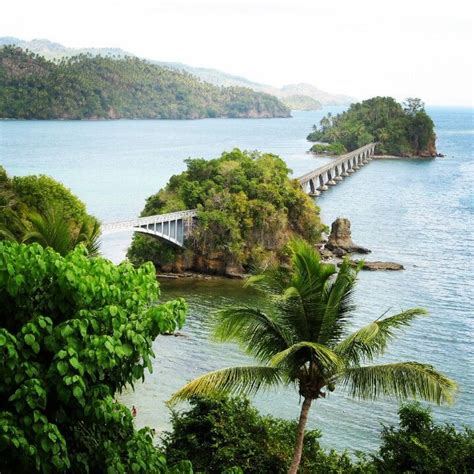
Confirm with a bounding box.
[373,402,474,473]
[170,239,457,474]
[403,97,425,116]
[0,242,187,472]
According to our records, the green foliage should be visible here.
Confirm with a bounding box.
[307,97,436,156]
[163,396,367,474]
[310,143,347,155]
[373,403,474,473]
[0,47,290,120]
[0,242,187,472]
[0,167,99,255]
[128,150,324,273]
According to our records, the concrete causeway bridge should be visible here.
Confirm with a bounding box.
[297,143,376,196]
[101,143,377,247]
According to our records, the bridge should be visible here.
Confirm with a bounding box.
[101,143,377,247]
[297,143,376,196]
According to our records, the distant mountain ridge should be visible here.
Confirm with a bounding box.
[0,37,355,107]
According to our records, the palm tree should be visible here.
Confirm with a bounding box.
[0,206,101,256]
[170,239,457,474]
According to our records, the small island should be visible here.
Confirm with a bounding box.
[307,97,438,157]
[127,149,325,277]
[0,46,290,120]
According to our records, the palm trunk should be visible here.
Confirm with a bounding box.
[288,397,313,474]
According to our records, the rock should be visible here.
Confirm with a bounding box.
[351,260,404,271]
[225,263,245,279]
[325,217,371,254]
[332,247,347,258]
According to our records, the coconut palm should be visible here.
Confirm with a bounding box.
[170,239,457,474]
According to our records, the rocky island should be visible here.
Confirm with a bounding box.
[307,97,438,157]
[127,149,325,277]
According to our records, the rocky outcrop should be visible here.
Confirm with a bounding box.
[325,218,370,254]
[348,260,404,271]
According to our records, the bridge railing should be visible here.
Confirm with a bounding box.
[297,143,376,185]
[101,209,197,234]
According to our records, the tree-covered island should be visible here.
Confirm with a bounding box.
[0,47,290,120]
[127,149,325,276]
[308,97,437,157]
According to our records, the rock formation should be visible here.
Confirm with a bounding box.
[325,217,370,254]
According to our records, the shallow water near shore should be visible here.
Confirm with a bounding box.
[1,107,473,452]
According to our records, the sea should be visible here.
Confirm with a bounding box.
[1,106,472,453]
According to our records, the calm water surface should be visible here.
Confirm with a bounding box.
[1,107,473,452]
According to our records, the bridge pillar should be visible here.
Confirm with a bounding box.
[308,178,320,196]
[334,165,343,181]
[327,170,337,186]
[318,174,328,191]
[353,156,360,170]
[341,162,349,177]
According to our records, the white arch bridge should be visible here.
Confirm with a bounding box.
[101,143,377,247]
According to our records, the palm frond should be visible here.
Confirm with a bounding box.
[0,228,19,242]
[75,218,101,256]
[335,308,428,364]
[279,239,337,341]
[270,341,344,375]
[339,362,457,405]
[213,306,291,362]
[168,366,282,405]
[317,258,360,344]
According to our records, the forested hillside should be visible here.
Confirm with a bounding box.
[0,47,290,119]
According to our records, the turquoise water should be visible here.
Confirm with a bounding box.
[1,107,473,452]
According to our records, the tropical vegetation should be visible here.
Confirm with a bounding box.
[163,395,369,474]
[0,167,99,255]
[127,150,325,275]
[307,97,437,156]
[170,239,457,474]
[164,396,473,473]
[0,46,290,120]
[373,402,474,473]
[309,143,347,156]
[0,241,188,472]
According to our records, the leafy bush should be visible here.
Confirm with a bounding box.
[307,97,436,156]
[372,403,474,473]
[0,47,290,120]
[162,396,368,474]
[127,149,325,274]
[0,242,187,472]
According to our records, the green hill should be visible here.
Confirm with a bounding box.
[0,38,355,106]
[0,46,290,120]
[281,94,321,111]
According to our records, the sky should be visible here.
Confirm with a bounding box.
[2,0,473,105]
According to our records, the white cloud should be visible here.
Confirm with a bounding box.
[2,0,473,105]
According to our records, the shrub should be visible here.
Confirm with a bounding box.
[373,402,474,473]
[0,242,187,473]
[162,396,368,474]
